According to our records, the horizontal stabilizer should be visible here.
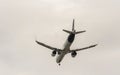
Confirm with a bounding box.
[63,29,86,34]
[63,19,86,34]
[63,29,72,34]
[74,30,86,34]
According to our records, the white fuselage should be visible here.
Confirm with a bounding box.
[56,40,72,63]
[56,33,75,64]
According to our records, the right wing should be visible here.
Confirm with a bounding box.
[35,40,62,51]
[69,44,97,52]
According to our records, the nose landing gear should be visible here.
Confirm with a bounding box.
[58,63,61,66]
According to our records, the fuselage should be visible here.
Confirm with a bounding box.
[56,33,75,63]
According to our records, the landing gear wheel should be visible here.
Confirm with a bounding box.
[59,63,61,66]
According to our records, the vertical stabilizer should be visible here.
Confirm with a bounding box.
[72,19,75,31]
[63,19,86,34]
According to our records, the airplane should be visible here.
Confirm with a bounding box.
[35,19,97,66]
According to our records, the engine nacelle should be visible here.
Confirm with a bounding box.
[71,51,77,57]
[51,50,56,57]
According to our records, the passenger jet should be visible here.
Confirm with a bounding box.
[35,19,97,65]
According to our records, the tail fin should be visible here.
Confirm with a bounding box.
[63,19,86,34]
[63,19,75,34]
[72,19,75,31]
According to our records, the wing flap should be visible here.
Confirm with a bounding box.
[36,40,61,51]
[69,44,97,52]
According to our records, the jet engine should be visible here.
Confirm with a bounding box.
[51,50,56,57]
[71,51,77,57]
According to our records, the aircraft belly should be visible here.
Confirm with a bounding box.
[56,41,71,63]
[63,40,71,51]
[56,53,65,63]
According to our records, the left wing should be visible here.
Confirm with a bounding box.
[35,40,62,51]
[69,44,97,52]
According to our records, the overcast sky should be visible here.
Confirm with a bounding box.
[0,0,120,75]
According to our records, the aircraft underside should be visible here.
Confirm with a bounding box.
[35,19,97,66]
